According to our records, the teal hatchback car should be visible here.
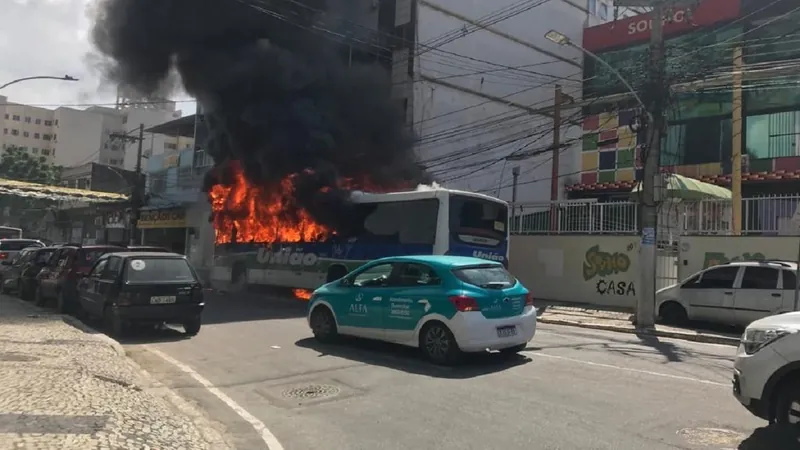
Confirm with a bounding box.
[306,255,537,364]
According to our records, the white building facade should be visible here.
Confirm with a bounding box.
[413,0,627,204]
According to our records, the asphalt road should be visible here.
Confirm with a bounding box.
[121,293,793,450]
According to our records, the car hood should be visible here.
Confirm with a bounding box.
[656,284,679,298]
[748,311,800,331]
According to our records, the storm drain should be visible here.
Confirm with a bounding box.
[282,384,341,400]
[677,427,746,447]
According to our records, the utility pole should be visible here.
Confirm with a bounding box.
[511,166,520,227]
[731,46,744,235]
[616,1,667,329]
[109,124,145,245]
[550,85,562,233]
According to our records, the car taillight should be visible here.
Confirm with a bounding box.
[449,295,480,312]
[0,252,8,260]
[525,293,534,307]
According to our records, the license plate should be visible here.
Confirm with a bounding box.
[496,325,517,338]
[150,296,176,304]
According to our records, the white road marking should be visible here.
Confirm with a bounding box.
[146,346,284,450]
[526,351,729,387]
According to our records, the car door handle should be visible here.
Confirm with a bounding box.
[724,291,733,295]
[771,293,782,298]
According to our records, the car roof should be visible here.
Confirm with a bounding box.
[710,260,798,269]
[106,251,185,259]
[0,239,41,243]
[373,255,502,268]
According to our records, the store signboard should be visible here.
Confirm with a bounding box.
[138,209,186,229]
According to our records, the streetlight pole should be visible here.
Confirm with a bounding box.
[0,75,79,91]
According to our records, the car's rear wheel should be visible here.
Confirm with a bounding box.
[34,286,46,307]
[775,380,800,438]
[183,317,202,336]
[419,322,462,365]
[659,301,688,325]
[310,306,338,343]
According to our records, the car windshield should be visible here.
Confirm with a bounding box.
[124,258,196,283]
[452,264,515,288]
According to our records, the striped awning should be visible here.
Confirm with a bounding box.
[631,173,731,200]
[0,178,129,203]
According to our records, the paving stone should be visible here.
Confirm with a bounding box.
[0,296,230,449]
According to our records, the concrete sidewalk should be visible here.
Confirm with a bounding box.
[0,295,230,449]
[537,302,741,346]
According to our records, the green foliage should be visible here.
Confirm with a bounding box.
[0,146,61,184]
[0,146,63,227]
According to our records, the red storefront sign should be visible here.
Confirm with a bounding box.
[583,0,741,52]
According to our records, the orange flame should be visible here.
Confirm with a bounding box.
[293,289,313,300]
[209,161,409,245]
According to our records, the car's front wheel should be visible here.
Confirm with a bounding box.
[775,380,800,437]
[419,322,462,365]
[310,306,338,343]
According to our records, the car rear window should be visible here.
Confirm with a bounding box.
[77,248,119,267]
[34,249,55,264]
[124,258,196,283]
[452,264,516,288]
[0,240,41,251]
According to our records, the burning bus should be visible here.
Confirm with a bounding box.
[208,163,509,292]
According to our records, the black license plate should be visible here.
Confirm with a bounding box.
[497,325,517,338]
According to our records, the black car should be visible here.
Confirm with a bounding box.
[1,246,58,300]
[77,252,204,337]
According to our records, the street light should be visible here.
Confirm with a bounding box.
[0,75,79,91]
[544,30,649,118]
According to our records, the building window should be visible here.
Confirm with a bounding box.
[42,134,51,141]
[32,148,39,154]
[12,115,20,121]
[2,129,6,135]
[44,120,52,126]
[23,131,29,138]
[54,119,58,126]
[165,142,177,150]
[34,133,40,139]
[588,0,597,15]
[41,149,50,156]
[35,118,41,125]
[599,2,608,19]
[11,129,18,136]
[53,133,57,140]
[746,111,800,159]
[24,117,31,123]
[18,147,27,152]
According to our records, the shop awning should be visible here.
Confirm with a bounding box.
[631,173,731,200]
[0,178,129,203]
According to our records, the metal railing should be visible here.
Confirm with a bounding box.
[511,194,800,236]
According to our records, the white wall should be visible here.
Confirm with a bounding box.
[53,107,114,168]
[121,108,183,170]
[414,0,614,203]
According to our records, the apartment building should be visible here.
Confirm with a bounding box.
[0,94,185,170]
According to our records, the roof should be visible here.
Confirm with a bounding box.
[107,251,185,259]
[0,178,129,202]
[352,187,507,205]
[710,260,798,269]
[374,255,501,268]
[568,169,800,193]
[145,114,197,138]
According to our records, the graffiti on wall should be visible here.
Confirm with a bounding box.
[703,251,766,270]
[583,244,636,296]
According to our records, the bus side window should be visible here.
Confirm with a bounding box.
[361,199,438,245]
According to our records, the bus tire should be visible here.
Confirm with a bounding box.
[326,265,348,283]
[231,262,247,291]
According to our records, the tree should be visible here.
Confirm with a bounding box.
[0,146,63,228]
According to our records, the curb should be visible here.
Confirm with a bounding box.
[61,315,127,358]
[538,317,740,346]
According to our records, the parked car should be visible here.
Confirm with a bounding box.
[0,247,40,289]
[733,311,800,436]
[77,252,204,337]
[656,260,797,328]
[306,255,537,365]
[35,244,125,312]
[0,239,45,263]
[125,245,171,253]
[1,247,57,299]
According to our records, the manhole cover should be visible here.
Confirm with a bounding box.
[282,384,341,400]
[678,427,747,446]
[0,352,39,362]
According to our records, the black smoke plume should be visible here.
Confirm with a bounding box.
[91,0,430,234]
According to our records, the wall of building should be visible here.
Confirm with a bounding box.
[413,0,611,204]
[1,98,57,161]
[122,107,184,170]
[509,234,640,308]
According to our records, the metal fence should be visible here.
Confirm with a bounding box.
[511,194,800,236]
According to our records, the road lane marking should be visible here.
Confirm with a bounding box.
[526,351,729,387]
[146,346,284,450]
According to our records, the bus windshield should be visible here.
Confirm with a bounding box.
[449,194,508,243]
[0,227,22,239]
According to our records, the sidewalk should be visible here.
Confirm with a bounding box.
[0,295,230,449]
[536,302,741,346]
